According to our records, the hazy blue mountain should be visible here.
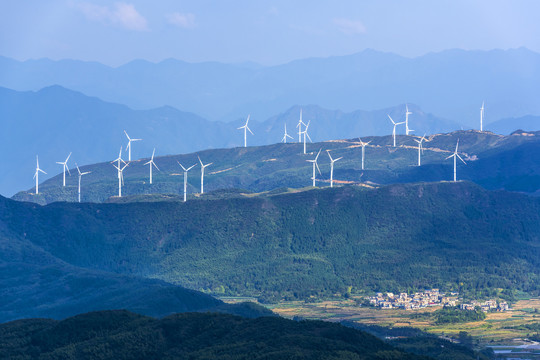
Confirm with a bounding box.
[0,86,458,197]
[487,116,540,134]
[1,48,539,123]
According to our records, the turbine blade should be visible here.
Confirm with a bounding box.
[124,130,130,140]
[316,162,321,175]
[445,154,455,160]
[306,132,312,142]
[66,152,71,162]
[457,154,466,164]
[153,162,160,171]
[335,157,343,162]
[177,161,187,171]
[187,164,197,171]
[247,126,254,135]
[387,114,395,125]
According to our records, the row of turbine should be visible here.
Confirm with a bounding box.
[33,102,481,200]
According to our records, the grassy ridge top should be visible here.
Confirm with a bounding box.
[13,130,540,204]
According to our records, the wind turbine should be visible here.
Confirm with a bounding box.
[177,161,197,202]
[281,123,293,143]
[358,138,371,170]
[306,148,322,187]
[405,105,413,135]
[144,148,159,184]
[445,139,466,182]
[413,134,427,166]
[75,164,91,203]
[111,146,126,169]
[301,120,313,154]
[327,150,343,188]
[237,115,253,148]
[33,155,46,194]
[297,109,306,142]
[56,152,72,187]
[388,115,405,147]
[198,156,213,194]
[480,102,485,132]
[124,130,141,161]
[112,162,129,197]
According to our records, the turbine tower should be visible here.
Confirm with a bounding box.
[56,152,72,186]
[327,150,343,188]
[445,139,466,182]
[198,156,213,194]
[75,164,91,203]
[306,148,322,187]
[112,162,129,197]
[388,115,405,147]
[301,120,312,154]
[358,138,371,170]
[177,161,197,202]
[281,123,293,143]
[237,115,253,147]
[297,109,305,142]
[480,102,485,132]
[33,155,47,194]
[405,105,413,135]
[124,130,141,161]
[413,134,427,166]
[144,148,159,184]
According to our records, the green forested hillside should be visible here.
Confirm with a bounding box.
[12,130,540,204]
[0,310,429,360]
[3,181,540,301]
[0,196,273,323]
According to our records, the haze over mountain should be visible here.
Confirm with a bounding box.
[1,48,539,123]
[0,85,459,197]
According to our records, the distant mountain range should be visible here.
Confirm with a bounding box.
[0,85,461,197]
[1,48,539,123]
[12,128,540,204]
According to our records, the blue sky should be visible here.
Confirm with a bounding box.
[1,0,539,66]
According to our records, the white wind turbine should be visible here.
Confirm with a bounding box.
[301,120,313,154]
[281,123,293,143]
[124,130,141,161]
[112,162,129,197]
[405,104,414,135]
[297,109,306,142]
[358,138,371,170]
[112,146,125,169]
[327,150,343,188]
[237,115,253,148]
[56,152,72,186]
[33,155,46,194]
[413,134,427,166]
[480,102,485,132]
[306,148,322,187]
[445,139,466,182]
[75,164,91,203]
[198,156,213,194]
[144,148,159,184]
[388,115,405,147]
[177,161,197,202]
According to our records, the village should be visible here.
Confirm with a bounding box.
[367,289,510,312]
